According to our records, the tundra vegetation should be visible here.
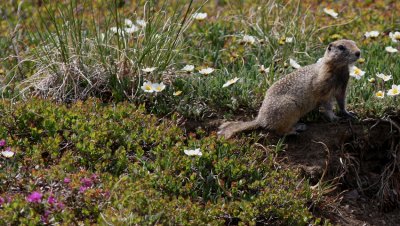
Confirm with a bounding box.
[0,0,399,225]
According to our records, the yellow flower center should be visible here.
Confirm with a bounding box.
[394,34,400,40]
[145,85,152,90]
[354,68,361,75]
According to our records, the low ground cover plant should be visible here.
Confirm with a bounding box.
[0,98,316,225]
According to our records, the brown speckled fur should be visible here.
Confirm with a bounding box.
[218,39,361,139]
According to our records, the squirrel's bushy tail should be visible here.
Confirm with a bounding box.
[218,120,260,139]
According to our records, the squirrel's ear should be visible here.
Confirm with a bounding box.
[328,44,332,51]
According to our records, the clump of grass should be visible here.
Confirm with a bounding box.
[19,1,194,103]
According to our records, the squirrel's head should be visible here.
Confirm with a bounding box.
[324,39,360,66]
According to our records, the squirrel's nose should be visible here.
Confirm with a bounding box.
[355,51,361,58]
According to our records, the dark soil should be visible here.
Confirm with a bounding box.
[181,115,400,226]
[282,118,400,226]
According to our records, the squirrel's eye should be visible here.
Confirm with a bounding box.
[338,45,346,51]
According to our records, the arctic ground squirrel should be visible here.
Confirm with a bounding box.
[218,39,360,139]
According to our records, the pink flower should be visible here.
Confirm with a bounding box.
[0,139,5,147]
[79,186,88,193]
[0,196,4,206]
[80,178,93,187]
[41,210,51,223]
[63,177,71,184]
[27,191,42,203]
[56,202,65,210]
[90,173,98,181]
[47,196,56,205]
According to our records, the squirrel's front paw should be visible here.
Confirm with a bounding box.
[339,110,357,119]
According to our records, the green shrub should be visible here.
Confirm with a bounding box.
[0,98,314,225]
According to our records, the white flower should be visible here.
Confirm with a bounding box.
[375,91,385,98]
[192,12,207,20]
[1,148,14,158]
[376,73,392,82]
[289,58,301,69]
[184,148,202,156]
[151,82,166,92]
[259,65,270,74]
[387,84,400,96]
[141,81,154,93]
[110,27,119,34]
[285,37,294,43]
[181,64,195,72]
[173,91,182,96]
[385,46,398,53]
[198,67,214,75]
[142,67,157,73]
[349,66,365,79]
[136,19,147,27]
[389,31,400,43]
[124,19,133,27]
[125,25,139,33]
[222,77,240,88]
[110,27,125,36]
[323,8,338,19]
[241,35,256,44]
[364,31,380,38]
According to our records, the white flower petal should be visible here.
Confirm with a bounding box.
[376,73,392,82]
[385,46,398,53]
[241,35,256,44]
[389,31,400,43]
[289,58,301,69]
[136,19,147,27]
[125,25,139,33]
[110,27,119,33]
[193,13,207,20]
[323,8,338,18]
[222,77,240,88]
[349,66,365,79]
[1,149,14,158]
[199,67,214,75]
[151,82,166,92]
[364,31,379,38]
[387,85,400,96]
[184,148,202,156]
[141,81,154,93]
[142,67,157,73]
[375,91,385,98]
[285,37,294,43]
[259,65,270,73]
[182,65,195,72]
[124,19,133,27]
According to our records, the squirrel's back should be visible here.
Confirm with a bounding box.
[218,39,361,139]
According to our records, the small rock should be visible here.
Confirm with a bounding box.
[344,189,359,200]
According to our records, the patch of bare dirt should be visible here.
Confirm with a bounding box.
[181,114,400,226]
[282,118,400,225]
